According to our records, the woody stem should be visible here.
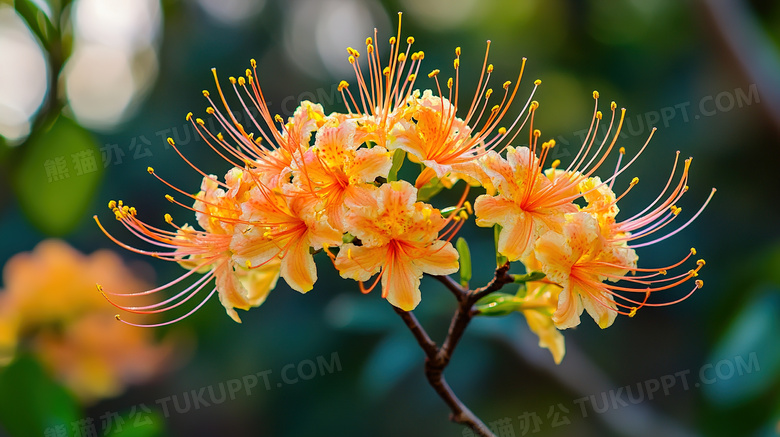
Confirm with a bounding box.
[392,263,514,437]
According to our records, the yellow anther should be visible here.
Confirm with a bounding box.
[367,44,374,54]
[455,47,461,56]
[453,58,460,69]
[503,80,511,89]
[534,79,541,86]
[596,111,602,120]
[417,51,425,60]
[108,200,116,209]
[659,269,667,275]
[398,53,406,62]
[167,137,175,147]
[347,248,353,260]
[530,101,539,110]
[628,307,638,317]
[408,74,416,82]
[610,101,617,110]
[389,36,396,45]
[202,90,210,97]
[428,69,440,78]
[274,114,283,123]
[407,36,414,44]
[491,104,500,113]
[410,52,418,61]
[186,112,193,121]
[593,90,599,99]
[452,214,461,222]
[548,139,556,147]
[695,279,704,288]
[115,314,121,321]
[383,66,390,76]
[551,159,560,169]
[464,201,473,215]
[250,59,257,68]
[348,55,355,64]
[688,269,698,277]
[533,129,541,137]
[121,205,129,214]
[684,185,689,191]
[619,147,626,154]
[338,80,349,91]
[245,69,252,77]
[246,133,254,142]
[196,118,205,125]
[229,76,236,84]
[96,283,104,293]
[458,210,468,220]
[206,107,215,114]
[487,64,494,73]
[238,77,246,86]
[147,166,154,174]
[165,194,174,203]
[447,77,453,89]
[690,247,697,255]
[498,127,507,135]
[630,177,639,185]
[263,231,272,238]
[164,213,173,223]
[246,260,252,268]
[697,259,706,267]
[129,207,137,216]
[365,37,372,45]
[485,89,493,99]
[217,132,224,141]
[118,200,123,207]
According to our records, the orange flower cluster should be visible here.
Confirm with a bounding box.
[0,240,175,403]
[96,14,713,362]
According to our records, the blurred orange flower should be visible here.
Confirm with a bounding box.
[0,240,177,403]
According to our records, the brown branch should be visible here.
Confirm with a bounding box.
[391,263,518,437]
[391,305,438,358]
[433,274,468,301]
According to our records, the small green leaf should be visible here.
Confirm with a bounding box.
[512,271,546,283]
[475,292,522,316]
[456,237,472,287]
[416,176,444,202]
[12,115,103,235]
[14,0,58,49]
[494,225,508,267]
[0,355,81,437]
[387,149,405,182]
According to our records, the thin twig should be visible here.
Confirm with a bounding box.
[391,263,518,437]
[391,305,438,358]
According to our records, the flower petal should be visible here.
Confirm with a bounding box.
[280,238,317,293]
[334,244,386,281]
[411,240,459,276]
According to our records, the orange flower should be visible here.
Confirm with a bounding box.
[292,117,393,231]
[334,181,459,310]
[0,240,175,402]
[95,169,282,324]
[474,145,579,261]
[230,183,342,293]
[534,212,704,329]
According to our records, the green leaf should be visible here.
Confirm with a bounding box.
[12,115,103,235]
[456,237,472,287]
[494,224,508,267]
[416,176,444,202]
[387,149,405,182]
[0,355,81,437]
[512,271,546,283]
[14,0,58,49]
[475,292,523,316]
[111,409,165,437]
[455,237,471,288]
